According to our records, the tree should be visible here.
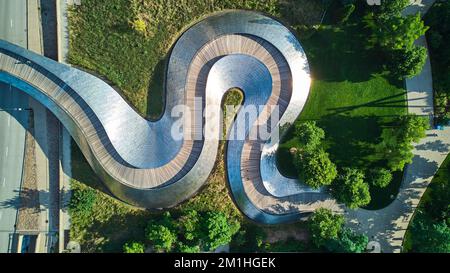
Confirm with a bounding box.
[366,13,428,50]
[294,121,325,151]
[178,210,201,241]
[333,168,371,209]
[177,242,201,253]
[146,224,178,252]
[389,46,427,78]
[410,212,450,253]
[294,149,337,189]
[369,168,393,188]
[123,241,145,253]
[145,212,177,252]
[379,0,410,16]
[325,227,369,253]
[201,212,240,251]
[308,208,344,247]
[377,115,428,171]
[398,115,429,143]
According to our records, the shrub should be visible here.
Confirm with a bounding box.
[69,187,96,219]
[131,18,146,34]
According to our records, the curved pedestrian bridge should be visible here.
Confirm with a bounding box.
[0,10,339,224]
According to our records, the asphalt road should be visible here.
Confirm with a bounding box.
[0,0,29,253]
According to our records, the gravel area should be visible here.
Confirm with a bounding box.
[16,111,40,232]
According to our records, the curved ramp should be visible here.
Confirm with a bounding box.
[0,10,338,224]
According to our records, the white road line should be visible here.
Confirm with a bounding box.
[10,19,13,28]
[2,178,5,187]
[7,115,10,127]
[5,146,8,158]
[0,211,3,221]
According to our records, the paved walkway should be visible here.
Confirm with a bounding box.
[345,0,450,253]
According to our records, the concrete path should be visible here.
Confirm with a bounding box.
[345,0,449,253]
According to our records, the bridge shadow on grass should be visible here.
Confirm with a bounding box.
[326,92,409,116]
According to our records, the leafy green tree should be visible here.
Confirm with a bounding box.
[410,212,450,253]
[377,115,428,171]
[366,13,428,50]
[294,121,325,151]
[294,149,337,189]
[123,241,145,253]
[399,115,429,143]
[389,46,427,78]
[146,224,177,252]
[308,208,344,247]
[325,227,368,253]
[176,242,201,253]
[145,212,177,252]
[201,212,240,251]
[379,0,410,16]
[333,168,371,209]
[178,210,201,241]
[369,168,393,188]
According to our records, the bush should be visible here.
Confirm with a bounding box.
[369,168,393,188]
[131,18,146,34]
[69,187,96,219]
[123,241,145,253]
[332,168,371,209]
[294,149,337,189]
[308,208,344,247]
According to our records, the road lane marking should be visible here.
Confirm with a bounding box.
[5,146,8,158]
[7,115,10,127]
[0,211,2,221]
[10,19,13,28]
[2,178,5,187]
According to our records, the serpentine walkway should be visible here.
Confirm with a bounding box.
[0,10,341,224]
[345,0,450,253]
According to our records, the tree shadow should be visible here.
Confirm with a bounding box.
[0,188,70,212]
[317,115,383,169]
[415,140,450,153]
[146,58,166,120]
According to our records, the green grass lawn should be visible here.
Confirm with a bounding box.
[277,22,408,209]
[68,0,324,119]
